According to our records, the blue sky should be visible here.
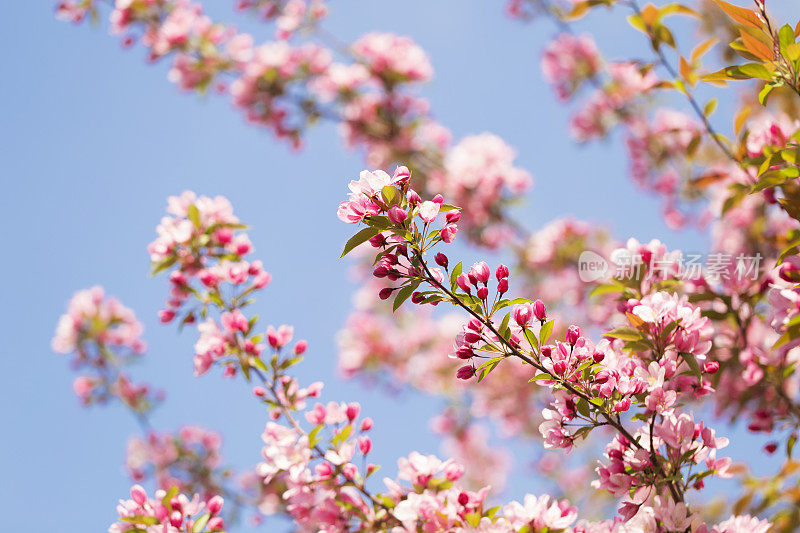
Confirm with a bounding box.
[0,1,789,531]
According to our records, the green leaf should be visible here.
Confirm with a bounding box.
[450,261,463,289]
[192,514,210,533]
[187,204,201,228]
[758,83,775,105]
[736,62,775,81]
[308,425,324,447]
[381,185,397,205]
[679,351,702,378]
[393,281,421,311]
[122,516,160,526]
[576,398,591,417]
[604,327,643,341]
[341,227,381,257]
[528,372,554,382]
[523,327,539,351]
[151,256,177,276]
[539,319,555,345]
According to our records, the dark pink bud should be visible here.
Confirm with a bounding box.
[435,252,449,269]
[458,492,469,506]
[566,325,581,345]
[346,403,360,421]
[553,360,567,375]
[170,511,183,528]
[388,206,407,224]
[477,286,489,300]
[158,309,176,323]
[407,189,422,205]
[446,210,461,223]
[703,361,719,374]
[456,346,474,359]
[411,292,424,304]
[541,346,552,358]
[456,365,475,380]
[294,340,308,355]
[379,288,393,300]
[593,350,605,363]
[497,278,509,294]
[369,233,386,247]
[595,370,610,384]
[532,299,546,321]
[779,261,800,283]
[496,264,509,280]
[463,331,481,344]
[373,265,389,278]
[764,442,778,454]
[432,194,444,205]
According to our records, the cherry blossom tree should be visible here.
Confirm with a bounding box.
[51,0,800,531]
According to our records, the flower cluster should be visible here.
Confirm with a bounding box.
[109,485,224,533]
[126,427,228,501]
[51,286,158,412]
[542,33,602,101]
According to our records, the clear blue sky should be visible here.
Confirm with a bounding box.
[0,1,788,531]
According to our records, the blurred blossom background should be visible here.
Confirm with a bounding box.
[0,1,794,531]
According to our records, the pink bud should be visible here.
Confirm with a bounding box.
[392,165,410,183]
[407,189,422,205]
[388,206,407,225]
[593,350,605,363]
[532,300,546,321]
[469,262,491,284]
[170,511,183,528]
[432,194,444,205]
[130,485,147,506]
[456,365,476,380]
[294,340,308,355]
[158,309,176,323]
[207,517,224,531]
[441,224,458,243]
[445,210,461,223]
[360,417,373,431]
[566,325,581,345]
[553,360,567,375]
[207,495,224,516]
[253,386,266,397]
[595,370,610,384]
[346,403,360,422]
[456,274,471,293]
[358,435,372,455]
[316,462,333,477]
[541,346,552,358]
[703,361,719,374]
[513,304,532,327]
[477,286,489,300]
